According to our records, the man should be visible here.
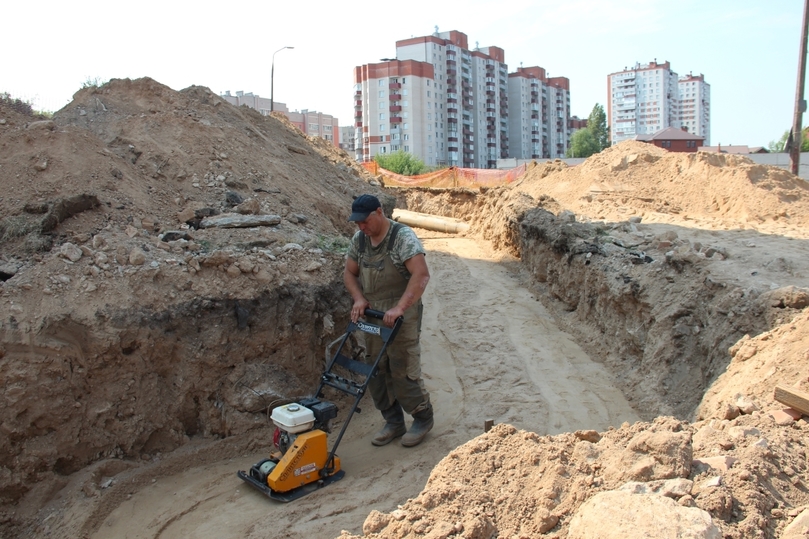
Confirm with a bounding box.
[344,194,434,447]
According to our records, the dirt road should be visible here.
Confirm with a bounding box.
[89,235,640,539]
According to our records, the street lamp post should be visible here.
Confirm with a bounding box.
[271,46,294,113]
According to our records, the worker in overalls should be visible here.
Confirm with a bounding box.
[344,194,434,447]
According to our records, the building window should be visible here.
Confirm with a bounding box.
[427,91,431,97]
[404,145,409,152]
[379,79,385,87]
[403,123,409,130]
[379,113,385,120]
[380,124,385,132]
[379,90,384,98]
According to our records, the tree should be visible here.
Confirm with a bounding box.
[566,129,600,158]
[374,150,426,175]
[769,129,809,152]
[588,103,610,151]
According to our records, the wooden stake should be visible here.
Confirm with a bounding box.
[774,384,809,416]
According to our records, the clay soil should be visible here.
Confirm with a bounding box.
[1,79,808,539]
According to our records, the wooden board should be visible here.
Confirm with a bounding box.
[774,384,809,416]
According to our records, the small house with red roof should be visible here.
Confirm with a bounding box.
[636,127,704,152]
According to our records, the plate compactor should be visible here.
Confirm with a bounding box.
[237,308,402,502]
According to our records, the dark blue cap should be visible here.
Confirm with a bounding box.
[348,194,381,222]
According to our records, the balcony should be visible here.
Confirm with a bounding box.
[447,107,458,114]
[389,82,401,89]
[448,136,458,142]
[389,93,401,101]
[447,59,456,66]
[355,121,363,127]
[389,105,402,112]
[447,68,457,76]
[447,117,458,123]
[390,116,402,123]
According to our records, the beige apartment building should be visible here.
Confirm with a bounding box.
[354,29,571,168]
[608,60,710,146]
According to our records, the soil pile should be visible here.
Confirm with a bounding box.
[513,140,809,233]
[0,77,383,531]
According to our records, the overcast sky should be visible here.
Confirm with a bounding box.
[2,0,804,148]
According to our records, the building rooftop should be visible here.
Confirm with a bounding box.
[636,127,704,141]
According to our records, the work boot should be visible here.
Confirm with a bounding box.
[401,408,434,447]
[371,402,406,446]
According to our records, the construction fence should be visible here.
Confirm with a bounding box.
[361,162,527,188]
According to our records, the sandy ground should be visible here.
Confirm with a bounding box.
[87,233,640,539]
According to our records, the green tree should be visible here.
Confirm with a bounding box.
[769,129,809,152]
[588,103,610,151]
[566,128,600,158]
[374,150,426,175]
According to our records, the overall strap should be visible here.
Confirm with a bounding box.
[359,222,402,254]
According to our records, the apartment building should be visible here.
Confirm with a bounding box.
[355,30,570,168]
[678,74,711,144]
[220,91,339,147]
[507,67,572,160]
[339,126,355,153]
[353,60,435,163]
[607,61,710,146]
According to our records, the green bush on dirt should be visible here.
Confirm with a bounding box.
[374,150,427,176]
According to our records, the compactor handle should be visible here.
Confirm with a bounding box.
[364,308,404,325]
[364,308,386,320]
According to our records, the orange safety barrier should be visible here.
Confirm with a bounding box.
[361,162,526,188]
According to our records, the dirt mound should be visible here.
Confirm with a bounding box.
[0,77,383,526]
[341,410,809,539]
[514,140,809,231]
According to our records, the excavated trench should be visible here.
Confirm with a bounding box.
[3,186,802,535]
[399,188,800,419]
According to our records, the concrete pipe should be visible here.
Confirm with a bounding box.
[392,209,470,234]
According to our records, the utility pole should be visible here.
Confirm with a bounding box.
[791,0,809,175]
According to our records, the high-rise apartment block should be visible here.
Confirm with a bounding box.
[678,73,710,143]
[508,67,571,160]
[353,30,571,168]
[607,61,710,146]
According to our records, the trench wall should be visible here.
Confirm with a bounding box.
[0,279,348,503]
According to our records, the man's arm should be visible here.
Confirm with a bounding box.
[344,257,370,323]
[384,253,430,327]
